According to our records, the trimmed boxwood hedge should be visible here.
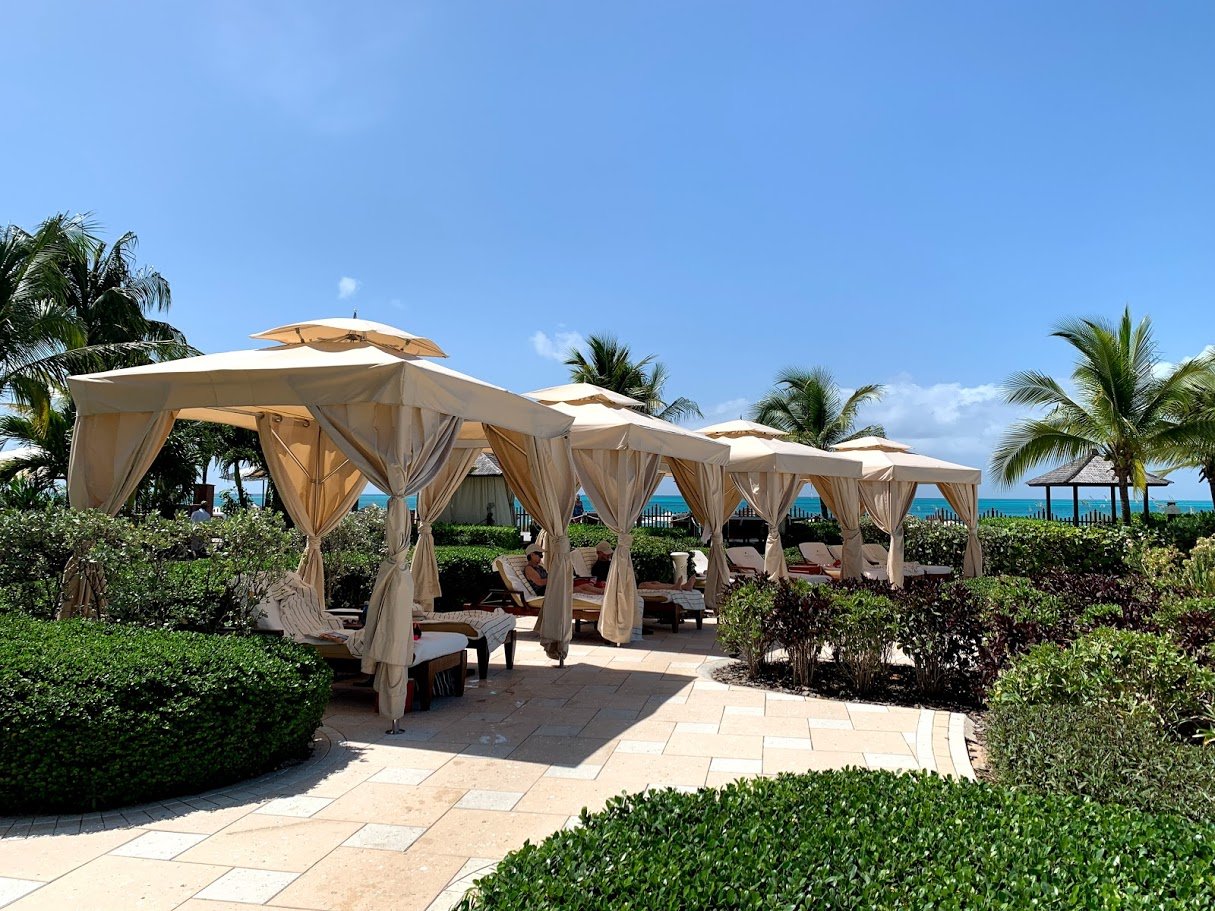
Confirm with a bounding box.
[458,770,1215,910]
[0,616,332,814]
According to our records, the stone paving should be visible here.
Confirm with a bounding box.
[0,617,973,911]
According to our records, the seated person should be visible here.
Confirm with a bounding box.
[590,541,697,590]
[524,543,601,595]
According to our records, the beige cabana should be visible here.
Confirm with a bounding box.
[699,421,864,579]
[65,318,574,724]
[831,436,983,586]
[527,384,731,645]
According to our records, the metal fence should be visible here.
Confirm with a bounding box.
[921,507,1120,527]
[513,501,829,532]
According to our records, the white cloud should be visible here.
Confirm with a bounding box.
[337,276,360,300]
[1154,344,1215,379]
[531,329,585,362]
[708,397,750,419]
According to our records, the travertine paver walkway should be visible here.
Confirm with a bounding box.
[0,617,973,911]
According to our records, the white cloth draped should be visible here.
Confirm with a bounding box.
[312,404,463,720]
[667,458,730,610]
[859,480,919,587]
[573,449,664,644]
[256,414,367,607]
[939,481,983,577]
[410,448,481,608]
[731,470,803,578]
[809,475,863,580]
[485,427,579,660]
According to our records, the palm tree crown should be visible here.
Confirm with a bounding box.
[564,334,701,423]
[992,307,1215,522]
[749,366,885,450]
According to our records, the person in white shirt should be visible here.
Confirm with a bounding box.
[190,505,212,523]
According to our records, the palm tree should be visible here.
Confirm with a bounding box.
[1166,381,1215,510]
[564,334,701,422]
[992,307,1215,523]
[0,397,73,491]
[749,367,885,516]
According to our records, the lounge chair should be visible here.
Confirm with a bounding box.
[415,609,517,680]
[255,572,468,711]
[725,546,766,576]
[862,543,952,577]
[826,544,892,582]
[797,541,836,571]
[492,554,608,634]
[572,546,706,631]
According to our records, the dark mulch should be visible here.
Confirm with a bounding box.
[711,659,984,715]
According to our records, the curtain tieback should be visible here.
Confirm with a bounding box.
[617,532,634,550]
[417,521,432,536]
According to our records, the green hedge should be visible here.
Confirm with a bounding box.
[566,526,704,583]
[435,545,508,607]
[0,616,332,813]
[431,523,522,549]
[457,770,1215,910]
[985,703,1215,823]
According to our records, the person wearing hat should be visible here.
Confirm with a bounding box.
[526,542,602,594]
[591,540,697,590]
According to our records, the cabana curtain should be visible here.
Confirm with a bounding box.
[939,481,983,577]
[410,447,481,607]
[858,480,919,587]
[256,414,366,606]
[573,448,664,644]
[809,475,863,580]
[68,411,179,513]
[485,427,579,660]
[667,458,730,610]
[312,404,463,720]
[732,470,803,578]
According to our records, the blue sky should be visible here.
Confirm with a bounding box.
[5,1,1214,500]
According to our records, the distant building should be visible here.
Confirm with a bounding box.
[438,452,515,526]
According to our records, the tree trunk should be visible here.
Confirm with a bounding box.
[1208,474,1215,512]
[1118,481,1133,525]
[819,499,829,519]
[1204,459,1215,511]
[232,468,248,509]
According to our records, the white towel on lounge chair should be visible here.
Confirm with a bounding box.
[415,609,516,653]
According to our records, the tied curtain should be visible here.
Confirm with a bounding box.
[256,414,366,607]
[485,427,578,661]
[859,480,919,587]
[62,410,179,618]
[809,475,863,580]
[939,481,983,577]
[732,470,803,579]
[410,447,481,608]
[312,404,463,721]
[574,449,663,645]
[667,458,729,610]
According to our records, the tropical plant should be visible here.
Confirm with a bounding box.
[993,308,1215,523]
[749,367,884,514]
[564,334,701,422]
[0,396,73,491]
[1167,380,1215,509]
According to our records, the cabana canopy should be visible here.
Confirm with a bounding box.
[66,319,574,723]
[831,437,982,584]
[699,421,864,579]
[527,384,732,642]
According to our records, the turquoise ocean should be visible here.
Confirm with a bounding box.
[331,493,1212,520]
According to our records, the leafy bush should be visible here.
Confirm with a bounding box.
[565,526,705,584]
[1137,511,1215,554]
[896,577,982,697]
[1182,535,1215,594]
[985,702,1215,823]
[829,586,898,695]
[989,628,1215,736]
[434,545,508,608]
[717,577,776,674]
[957,576,1067,682]
[0,615,332,813]
[321,505,387,558]
[431,523,522,549]
[324,549,380,612]
[94,511,302,633]
[977,518,1148,576]
[1033,571,1162,632]
[457,770,1215,910]
[1156,597,1215,661]
[769,578,836,686]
